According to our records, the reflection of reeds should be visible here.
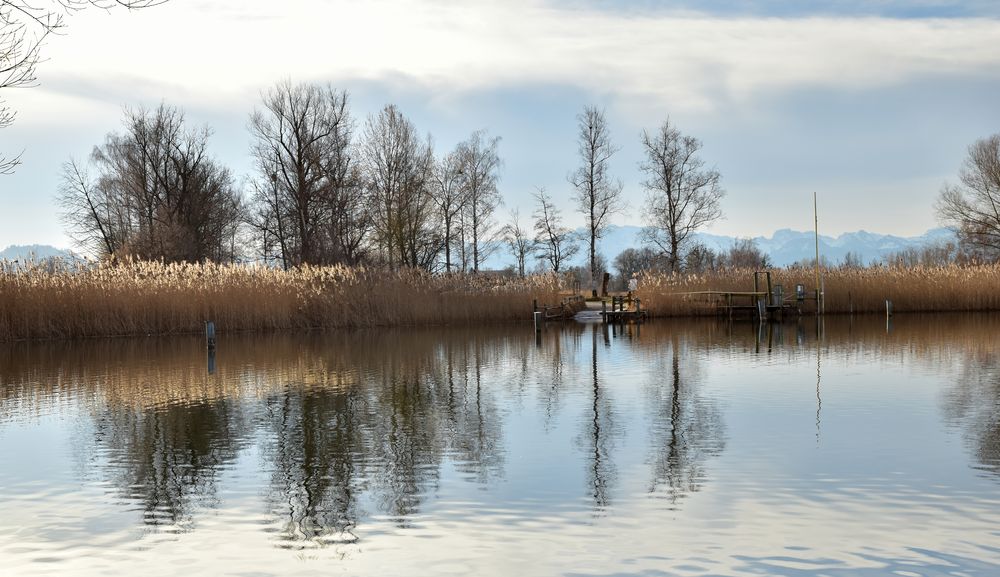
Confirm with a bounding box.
[0,260,561,341]
[0,328,534,414]
[636,265,1000,316]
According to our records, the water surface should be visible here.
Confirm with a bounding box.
[1,316,999,576]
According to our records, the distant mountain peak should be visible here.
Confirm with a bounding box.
[0,244,78,262]
[483,225,959,270]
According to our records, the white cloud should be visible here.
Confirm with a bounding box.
[31,0,1000,115]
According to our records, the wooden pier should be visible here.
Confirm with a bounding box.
[534,295,587,322]
[681,271,818,321]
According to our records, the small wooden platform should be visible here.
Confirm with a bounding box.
[680,272,817,321]
[573,296,646,324]
[681,290,801,320]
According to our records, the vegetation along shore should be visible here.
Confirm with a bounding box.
[5,258,1000,342]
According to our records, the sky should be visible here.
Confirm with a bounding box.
[1,0,999,251]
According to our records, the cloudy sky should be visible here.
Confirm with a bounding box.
[2,0,999,251]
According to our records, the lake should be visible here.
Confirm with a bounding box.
[1,316,999,576]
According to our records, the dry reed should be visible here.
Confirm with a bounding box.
[636,264,1000,317]
[0,259,561,342]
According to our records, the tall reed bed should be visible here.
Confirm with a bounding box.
[636,264,1000,316]
[0,260,561,342]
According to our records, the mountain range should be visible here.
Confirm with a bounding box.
[2,227,956,271]
[497,225,957,270]
[0,244,79,263]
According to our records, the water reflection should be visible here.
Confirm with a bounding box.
[93,397,248,529]
[2,315,1000,576]
[582,326,617,510]
[645,336,726,506]
[942,344,1000,479]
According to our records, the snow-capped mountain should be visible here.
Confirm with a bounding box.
[488,225,958,270]
[6,227,960,273]
[0,244,79,263]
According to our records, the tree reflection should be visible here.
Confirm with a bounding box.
[259,329,506,546]
[265,386,365,546]
[93,398,248,529]
[580,325,617,510]
[645,335,726,507]
[942,349,1000,479]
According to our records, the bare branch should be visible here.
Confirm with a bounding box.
[639,118,724,272]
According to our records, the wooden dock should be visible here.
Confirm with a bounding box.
[680,271,817,321]
[534,295,587,321]
[571,296,647,324]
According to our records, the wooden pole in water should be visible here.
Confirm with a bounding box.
[205,321,216,350]
[814,192,823,315]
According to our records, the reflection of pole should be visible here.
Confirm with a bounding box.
[816,324,822,445]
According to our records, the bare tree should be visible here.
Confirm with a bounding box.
[501,209,534,277]
[639,118,724,272]
[456,130,503,272]
[533,187,579,273]
[431,149,468,272]
[569,106,624,296]
[683,242,718,273]
[720,237,769,269]
[248,81,361,268]
[937,133,1000,257]
[361,104,439,270]
[613,247,666,284]
[58,104,242,262]
[1,0,167,173]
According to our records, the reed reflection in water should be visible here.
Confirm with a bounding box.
[1,316,999,576]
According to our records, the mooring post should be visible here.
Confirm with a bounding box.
[533,311,543,333]
[602,299,607,321]
[886,299,893,319]
[205,321,216,350]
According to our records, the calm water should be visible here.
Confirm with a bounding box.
[1,316,999,576]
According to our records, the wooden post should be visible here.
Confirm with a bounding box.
[205,321,216,350]
[814,191,823,316]
[602,299,607,321]
[765,272,773,307]
[534,311,543,332]
[885,299,893,319]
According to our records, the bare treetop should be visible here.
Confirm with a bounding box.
[1,0,167,173]
[639,118,724,272]
[937,133,1000,256]
[569,106,624,294]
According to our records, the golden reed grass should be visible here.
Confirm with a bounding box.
[0,260,561,342]
[636,264,1000,316]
